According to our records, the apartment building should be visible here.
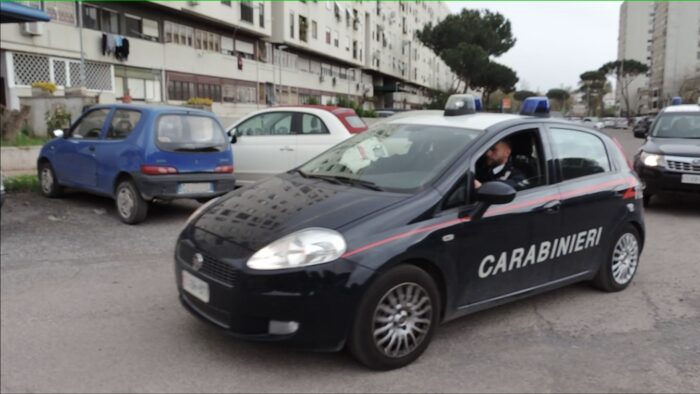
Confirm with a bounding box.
[0,1,458,120]
[617,1,700,114]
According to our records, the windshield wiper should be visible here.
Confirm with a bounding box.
[330,176,384,191]
[288,169,309,178]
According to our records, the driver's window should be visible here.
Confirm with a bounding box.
[71,109,110,139]
[236,112,293,136]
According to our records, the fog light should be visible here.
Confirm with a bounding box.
[268,320,299,335]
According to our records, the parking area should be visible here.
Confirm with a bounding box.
[1,128,699,393]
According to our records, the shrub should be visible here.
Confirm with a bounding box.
[186,97,214,106]
[31,81,57,94]
[4,174,40,193]
[45,105,72,132]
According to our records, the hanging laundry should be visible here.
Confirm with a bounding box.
[106,33,116,55]
[101,33,107,55]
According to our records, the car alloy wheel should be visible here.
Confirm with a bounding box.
[372,282,433,358]
[611,233,639,285]
[40,167,54,195]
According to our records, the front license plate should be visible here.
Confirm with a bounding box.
[681,174,700,185]
[182,270,209,303]
[178,182,213,194]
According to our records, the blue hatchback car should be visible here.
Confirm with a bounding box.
[38,104,235,224]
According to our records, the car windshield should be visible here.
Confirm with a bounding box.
[156,114,227,152]
[298,123,482,192]
[650,113,700,139]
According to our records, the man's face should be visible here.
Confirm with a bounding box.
[485,141,511,166]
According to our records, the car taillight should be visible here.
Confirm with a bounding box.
[214,165,234,173]
[140,165,178,175]
[612,137,633,169]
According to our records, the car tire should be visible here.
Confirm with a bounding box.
[348,265,440,370]
[39,162,63,198]
[115,180,148,225]
[592,224,641,292]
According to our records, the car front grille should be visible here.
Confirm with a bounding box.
[178,241,240,287]
[666,160,700,174]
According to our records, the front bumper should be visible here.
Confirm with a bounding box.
[174,231,374,351]
[634,161,700,195]
[132,172,235,200]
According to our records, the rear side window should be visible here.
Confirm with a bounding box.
[156,115,227,152]
[236,112,294,136]
[300,114,329,134]
[107,110,141,140]
[343,115,367,129]
[549,128,611,181]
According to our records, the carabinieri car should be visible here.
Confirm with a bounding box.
[175,96,645,370]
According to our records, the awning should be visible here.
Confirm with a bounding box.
[0,2,51,24]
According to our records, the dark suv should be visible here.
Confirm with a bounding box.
[633,105,700,205]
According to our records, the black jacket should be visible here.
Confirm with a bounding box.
[476,160,527,189]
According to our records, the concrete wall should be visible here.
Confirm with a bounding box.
[0,146,40,174]
[18,96,98,136]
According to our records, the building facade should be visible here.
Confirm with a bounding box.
[617,1,700,114]
[0,1,458,122]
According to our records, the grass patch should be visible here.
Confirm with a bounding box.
[1,133,50,147]
[4,174,41,193]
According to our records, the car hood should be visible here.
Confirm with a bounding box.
[643,138,700,157]
[192,173,408,251]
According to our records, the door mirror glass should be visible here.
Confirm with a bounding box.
[476,181,516,205]
[231,134,238,144]
[52,129,64,138]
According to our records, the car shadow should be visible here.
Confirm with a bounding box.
[646,193,700,216]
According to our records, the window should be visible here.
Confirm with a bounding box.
[259,2,264,27]
[100,8,120,34]
[165,22,193,47]
[311,20,317,39]
[241,1,254,23]
[82,4,98,30]
[107,110,141,140]
[236,113,294,136]
[71,109,110,139]
[300,114,329,134]
[290,11,295,39]
[156,115,227,152]
[549,128,611,181]
[299,15,308,42]
[44,1,76,25]
[333,30,339,47]
[325,27,331,44]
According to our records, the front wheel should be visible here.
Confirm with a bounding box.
[115,180,148,224]
[348,265,440,370]
[39,162,63,198]
[592,224,641,292]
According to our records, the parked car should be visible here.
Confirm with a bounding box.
[176,96,645,370]
[633,104,700,205]
[582,117,605,130]
[602,117,616,128]
[633,116,655,138]
[614,118,629,129]
[227,106,368,186]
[37,104,235,224]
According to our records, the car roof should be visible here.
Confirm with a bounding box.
[660,104,700,113]
[272,105,358,116]
[383,112,527,130]
[86,103,216,116]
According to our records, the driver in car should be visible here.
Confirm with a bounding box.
[474,138,527,189]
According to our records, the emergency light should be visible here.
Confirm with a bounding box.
[671,96,682,105]
[444,94,477,116]
[520,97,550,117]
[474,97,483,112]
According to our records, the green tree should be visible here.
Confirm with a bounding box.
[579,71,607,116]
[546,88,571,111]
[474,61,518,107]
[417,9,515,92]
[599,60,649,117]
[513,90,537,102]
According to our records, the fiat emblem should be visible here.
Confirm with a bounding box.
[192,253,204,271]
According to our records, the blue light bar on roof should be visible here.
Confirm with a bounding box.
[520,97,550,117]
[671,96,682,105]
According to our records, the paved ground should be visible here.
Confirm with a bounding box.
[1,128,699,393]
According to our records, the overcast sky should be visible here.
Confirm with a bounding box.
[446,1,622,93]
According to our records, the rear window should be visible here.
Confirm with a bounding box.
[156,115,227,152]
[344,115,367,129]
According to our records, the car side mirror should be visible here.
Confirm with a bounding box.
[52,129,64,138]
[228,128,238,144]
[633,130,647,139]
[469,181,517,221]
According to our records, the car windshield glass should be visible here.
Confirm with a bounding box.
[299,123,482,192]
[156,115,227,152]
[651,113,700,138]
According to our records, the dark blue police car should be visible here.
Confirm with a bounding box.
[175,96,645,370]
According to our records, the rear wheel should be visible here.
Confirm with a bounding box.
[593,224,641,292]
[348,265,440,370]
[39,162,63,198]
[115,180,148,224]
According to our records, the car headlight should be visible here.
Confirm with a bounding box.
[640,152,665,167]
[247,228,347,270]
[182,197,220,231]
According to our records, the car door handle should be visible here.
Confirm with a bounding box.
[542,200,561,214]
[279,146,294,152]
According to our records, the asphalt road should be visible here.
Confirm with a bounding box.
[1,128,699,393]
